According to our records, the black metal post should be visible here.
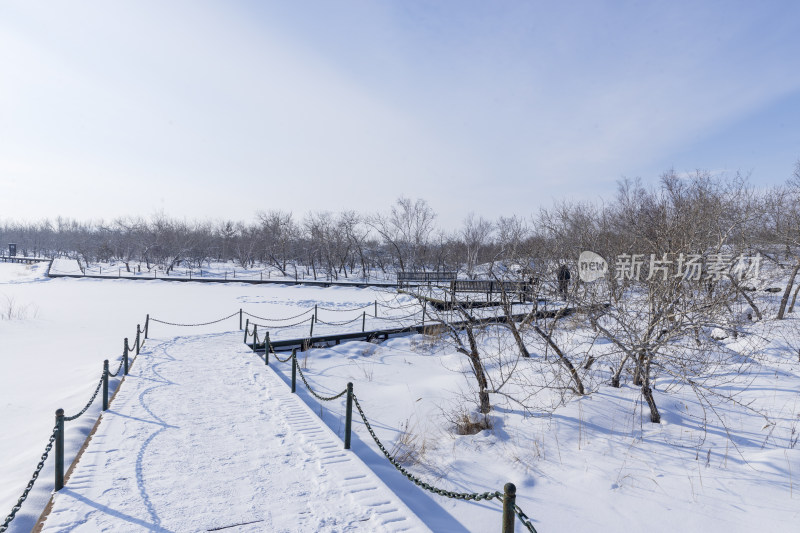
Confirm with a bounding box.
[239,308,243,330]
[135,325,141,355]
[374,300,377,317]
[123,338,129,375]
[314,304,318,320]
[244,319,249,343]
[103,360,109,411]
[344,382,353,449]
[362,311,366,332]
[265,332,270,365]
[252,324,257,351]
[145,314,149,339]
[502,482,516,533]
[55,409,64,491]
[309,315,315,337]
[291,349,297,393]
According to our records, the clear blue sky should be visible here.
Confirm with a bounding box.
[1,0,799,229]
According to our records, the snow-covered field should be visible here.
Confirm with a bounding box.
[2,260,799,532]
[49,258,397,284]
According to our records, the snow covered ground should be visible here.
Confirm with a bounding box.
[3,260,800,532]
[49,258,398,284]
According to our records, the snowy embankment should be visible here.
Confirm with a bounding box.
[39,332,431,532]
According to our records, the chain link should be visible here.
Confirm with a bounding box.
[514,504,539,532]
[249,316,314,330]
[373,311,421,321]
[3,321,149,531]
[108,356,125,378]
[271,346,293,363]
[315,315,363,327]
[244,308,314,322]
[351,394,538,532]
[293,357,347,401]
[351,394,501,501]
[64,374,104,421]
[316,303,372,312]
[0,425,58,532]
[150,311,239,327]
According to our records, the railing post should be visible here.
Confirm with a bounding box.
[252,324,258,351]
[314,304,318,320]
[344,382,353,450]
[123,338,129,375]
[103,360,109,411]
[291,349,297,393]
[145,314,149,339]
[55,409,64,491]
[374,300,377,317]
[502,482,516,533]
[244,319,249,344]
[136,325,141,355]
[362,311,366,332]
[239,308,243,330]
[309,315,315,337]
[265,332,270,365]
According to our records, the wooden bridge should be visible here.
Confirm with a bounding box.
[0,255,51,264]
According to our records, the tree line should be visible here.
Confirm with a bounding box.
[2,166,800,428]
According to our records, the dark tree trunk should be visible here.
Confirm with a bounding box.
[532,325,585,395]
[778,260,800,319]
[465,325,491,414]
[642,353,660,423]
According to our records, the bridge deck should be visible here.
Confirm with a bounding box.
[38,333,430,532]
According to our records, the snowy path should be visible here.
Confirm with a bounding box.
[39,333,431,532]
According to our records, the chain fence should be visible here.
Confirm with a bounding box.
[149,311,239,327]
[64,375,104,421]
[351,395,537,532]
[293,358,348,402]
[244,308,314,322]
[317,303,372,312]
[272,349,293,363]
[108,356,125,378]
[373,311,422,321]
[2,319,147,531]
[0,425,59,533]
[248,316,313,330]
[256,316,540,532]
[315,315,364,327]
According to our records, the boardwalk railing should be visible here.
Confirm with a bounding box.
[397,270,458,288]
[246,328,539,532]
[0,255,51,264]
[144,306,542,531]
[7,303,543,532]
[1,321,146,533]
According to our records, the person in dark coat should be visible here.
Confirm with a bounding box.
[557,264,570,296]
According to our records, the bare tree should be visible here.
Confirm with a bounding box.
[368,197,437,271]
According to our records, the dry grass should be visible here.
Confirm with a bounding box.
[444,406,493,436]
[1,295,39,321]
[389,419,426,466]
